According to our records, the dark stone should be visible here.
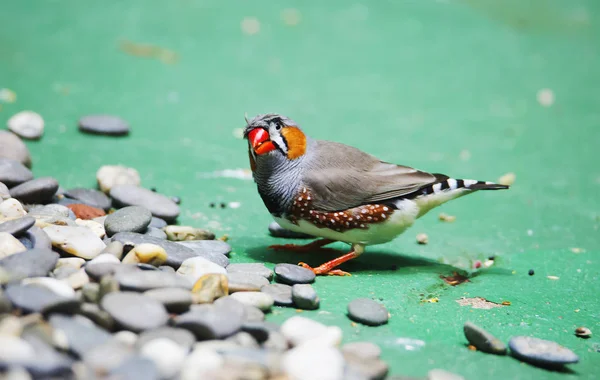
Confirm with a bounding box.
[111,232,198,268]
[79,114,130,136]
[9,177,59,204]
[463,322,507,355]
[177,239,232,257]
[149,217,167,229]
[0,158,33,187]
[49,314,112,358]
[0,216,35,236]
[104,206,153,237]
[241,321,280,343]
[227,272,270,293]
[78,303,116,331]
[347,298,389,326]
[4,283,70,313]
[173,303,244,340]
[144,287,193,313]
[100,291,169,332]
[135,327,196,352]
[110,185,180,222]
[20,226,52,250]
[291,284,320,310]
[0,248,59,282]
[85,262,138,282]
[260,284,293,306]
[274,263,315,285]
[64,188,112,211]
[509,336,579,368]
[115,270,192,292]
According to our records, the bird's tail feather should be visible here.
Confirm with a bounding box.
[418,174,509,197]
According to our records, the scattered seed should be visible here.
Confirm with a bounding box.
[528,269,535,276]
[575,327,591,338]
[438,213,456,222]
[547,275,559,280]
[416,233,428,244]
[497,172,516,186]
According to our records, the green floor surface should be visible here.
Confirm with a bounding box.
[1,0,599,378]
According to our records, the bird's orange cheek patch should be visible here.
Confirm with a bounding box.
[281,127,306,160]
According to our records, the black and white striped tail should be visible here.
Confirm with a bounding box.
[417,175,509,197]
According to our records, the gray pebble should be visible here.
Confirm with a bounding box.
[41,297,82,317]
[20,334,74,378]
[101,291,169,332]
[78,114,130,136]
[144,287,193,313]
[9,177,59,204]
[261,283,293,306]
[112,232,197,268]
[78,303,116,331]
[65,188,112,211]
[173,303,244,340]
[110,185,179,222]
[101,240,124,259]
[343,351,389,380]
[274,263,315,285]
[4,283,70,313]
[292,284,320,310]
[241,321,279,343]
[85,262,134,281]
[137,263,159,271]
[110,356,160,380]
[177,239,232,256]
[104,205,152,237]
[268,221,313,239]
[226,331,260,348]
[83,338,135,374]
[227,272,270,293]
[242,305,265,323]
[0,215,35,236]
[149,217,167,229]
[342,341,382,360]
[116,269,192,292]
[53,265,80,280]
[226,263,273,280]
[509,336,579,367]
[19,226,52,250]
[463,322,507,355]
[347,298,389,326]
[0,248,59,283]
[135,327,196,352]
[7,110,44,140]
[28,203,71,219]
[144,227,167,239]
[49,314,112,358]
[0,130,31,168]
[0,158,33,187]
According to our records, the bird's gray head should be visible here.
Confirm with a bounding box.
[243,113,307,164]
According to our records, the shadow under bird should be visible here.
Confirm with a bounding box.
[244,113,509,276]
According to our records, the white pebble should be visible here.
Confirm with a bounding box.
[43,225,106,259]
[416,233,428,244]
[537,88,555,107]
[7,110,44,140]
[180,347,223,380]
[0,183,10,200]
[140,338,187,379]
[55,257,86,270]
[96,165,141,193]
[281,316,343,347]
[21,277,76,298]
[0,232,27,258]
[0,335,35,362]
[113,331,138,347]
[428,369,465,380]
[282,340,345,380]
[176,256,226,284]
[88,253,121,265]
[0,198,26,218]
[64,268,90,290]
[75,219,105,238]
[230,291,274,311]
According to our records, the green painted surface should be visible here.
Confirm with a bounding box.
[1,0,599,378]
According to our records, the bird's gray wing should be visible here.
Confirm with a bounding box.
[302,141,438,212]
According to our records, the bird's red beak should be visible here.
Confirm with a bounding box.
[248,128,276,155]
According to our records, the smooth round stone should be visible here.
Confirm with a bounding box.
[109,356,159,380]
[7,110,44,140]
[149,217,167,229]
[110,185,180,222]
[85,262,131,281]
[89,253,121,266]
[242,305,265,323]
[22,277,75,298]
[116,270,191,291]
[347,298,389,326]
[227,272,270,293]
[176,256,227,284]
[49,314,112,358]
[0,231,27,257]
[64,188,112,211]
[241,321,279,343]
[140,337,187,379]
[43,225,106,259]
[0,131,31,168]
[0,182,9,200]
[509,336,579,367]
[101,240,124,259]
[19,226,52,250]
[96,165,140,193]
[341,341,382,360]
[53,265,79,280]
[74,219,106,239]
[82,282,100,303]
[111,232,197,268]
[428,369,466,380]
[226,263,273,280]
[4,283,70,313]
[268,221,313,239]
[104,206,152,237]
[191,273,229,304]
[230,291,274,312]
[274,263,315,285]
[0,335,36,362]
[343,351,389,380]
[20,334,74,378]
[292,284,320,310]
[9,177,59,204]
[212,296,248,320]
[121,243,167,267]
[0,216,36,236]
[180,347,224,380]
[144,287,193,313]
[56,257,86,270]
[281,316,342,347]
[101,292,169,332]
[144,227,167,239]
[463,322,507,355]
[0,198,26,218]
[0,248,58,282]
[0,158,33,187]
[260,284,293,307]
[135,327,196,353]
[83,338,135,374]
[79,114,130,136]
[177,239,232,257]
[282,341,345,380]
[173,303,244,340]
[164,225,214,241]
[28,203,71,219]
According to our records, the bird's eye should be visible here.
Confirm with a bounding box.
[275,124,282,131]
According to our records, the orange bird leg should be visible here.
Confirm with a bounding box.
[268,238,336,253]
[299,244,365,276]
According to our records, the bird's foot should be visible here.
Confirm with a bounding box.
[298,262,351,276]
[297,249,361,276]
[268,239,336,253]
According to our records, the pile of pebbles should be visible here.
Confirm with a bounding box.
[0,157,391,380]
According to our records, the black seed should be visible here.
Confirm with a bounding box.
[488,255,496,261]
[528,269,535,276]
[220,202,226,208]
[150,187,157,192]
[209,202,215,208]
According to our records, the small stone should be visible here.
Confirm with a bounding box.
[82,338,135,374]
[149,217,168,229]
[135,327,195,353]
[104,206,152,237]
[49,314,112,358]
[0,159,33,187]
[529,269,535,276]
[101,240,124,259]
[281,316,342,347]
[282,341,345,380]
[101,291,169,332]
[79,114,130,136]
[0,181,9,200]
[343,351,389,380]
[438,213,456,222]
[191,273,229,304]
[416,233,428,244]
[230,291,274,311]
[113,331,138,347]
[242,305,265,323]
[115,270,191,292]
[0,335,36,362]
[110,356,160,380]
[140,337,187,379]
[112,232,199,268]
[144,227,167,239]
[428,369,466,380]
[240,321,278,343]
[56,257,86,270]
[88,253,121,265]
[96,165,141,193]
[347,298,389,326]
[4,283,71,313]
[177,256,227,284]
[268,221,313,239]
[64,188,112,211]
[164,225,215,241]
[263,331,288,352]
[0,216,36,236]
[0,198,27,218]
[22,277,75,298]
[180,347,224,380]
[176,240,231,265]
[173,303,244,340]
[463,322,507,355]
[121,243,167,266]
[575,326,591,338]
[261,283,293,306]
[9,177,59,204]
[0,232,27,258]
[53,265,79,280]
[66,204,106,220]
[98,275,120,300]
[0,248,58,282]
[291,284,319,310]
[43,225,106,259]
[227,272,270,293]
[0,131,31,168]
[274,263,315,285]
[28,203,71,219]
[226,331,259,348]
[508,336,579,367]
[144,287,193,313]
[7,110,44,140]
[75,219,106,238]
[226,263,273,280]
[20,226,52,250]
[341,341,381,359]
[64,268,90,290]
[498,172,516,186]
[110,185,179,222]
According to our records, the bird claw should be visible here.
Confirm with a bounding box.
[298,262,351,276]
